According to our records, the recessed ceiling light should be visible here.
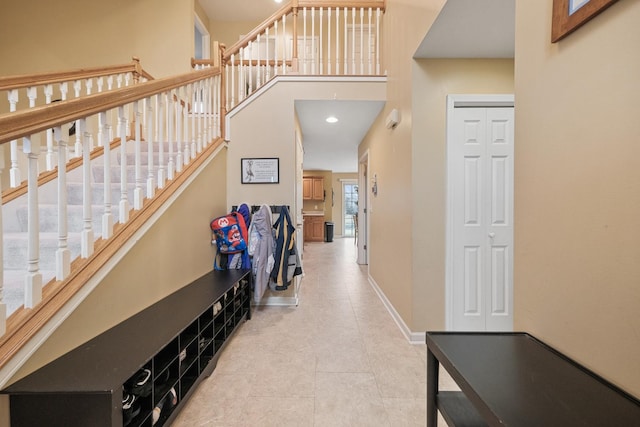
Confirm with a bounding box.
[274,0,283,3]
[326,116,338,123]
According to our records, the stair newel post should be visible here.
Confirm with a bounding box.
[146,97,155,199]
[133,100,144,209]
[44,84,55,171]
[54,126,71,281]
[175,90,183,173]
[80,119,94,258]
[157,93,166,189]
[73,81,82,157]
[0,147,5,335]
[23,135,42,308]
[100,112,114,240]
[167,89,175,181]
[118,106,130,224]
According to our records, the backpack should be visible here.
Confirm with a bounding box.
[210,212,248,254]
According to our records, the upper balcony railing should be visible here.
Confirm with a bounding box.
[223,0,386,110]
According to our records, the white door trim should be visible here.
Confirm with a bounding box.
[195,13,210,60]
[358,150,370,265]
[445,94,514,330]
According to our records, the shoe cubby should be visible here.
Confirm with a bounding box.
[2,269,251,427]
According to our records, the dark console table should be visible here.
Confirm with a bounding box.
[2,269,251,427]
[426,332,640,427]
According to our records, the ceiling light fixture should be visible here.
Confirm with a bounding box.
[326,116,338,124]
[274,0,283,3]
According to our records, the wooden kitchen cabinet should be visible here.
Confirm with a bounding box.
[303,177,324,200]
[304,215,325,242]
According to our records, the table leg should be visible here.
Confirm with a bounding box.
[427,347,439,427]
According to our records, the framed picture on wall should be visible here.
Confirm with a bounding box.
[241,158,279,184]
[552,0,618,42]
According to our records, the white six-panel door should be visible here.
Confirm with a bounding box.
[450,105,514,331]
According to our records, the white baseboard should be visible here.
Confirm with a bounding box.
[253,296,299,306]
[368,275,426,345]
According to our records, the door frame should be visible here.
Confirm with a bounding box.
[194,13,210,60]
[358,150,370,265]
[445,94,515,330]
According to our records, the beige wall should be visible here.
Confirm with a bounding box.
[0,0,194,78]
[359,0,444,331]
[514,0,640,396]
[412,59,514,331]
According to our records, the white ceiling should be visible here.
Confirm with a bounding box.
[199,0,515,173]
[295,100,385,173]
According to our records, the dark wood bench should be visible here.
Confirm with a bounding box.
[2,269,251,427]
[426,332,640,427]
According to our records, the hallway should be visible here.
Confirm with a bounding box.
[172,237,441,426]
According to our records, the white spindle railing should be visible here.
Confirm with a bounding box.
[0,66,223,327]
[223,2,385,111]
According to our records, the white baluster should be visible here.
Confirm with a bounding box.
[282,14,287,75]
[80,119,94,258]
[368,8,373,75]
[0,147,5,334]
[256,34,262,88]
[54,127,70,280]
[336,7,340,74]
[274,21,279,76]
[360,8,364,75]
[97,78,104,147]
[146,97,156,199]
[124,74,131,138]
[239,47,245,103]
[44,85,55,171]
[73,81,82,157]
[100,112,114,240]
[207,77,213,146]
[118,106,130,224]
[302,9,307,75]
[231,54,236,108]
[266,26,272,80]
[226,57,231,110]
[167,90,175,180]
[352,8,356,74]
[23,135,42,308]
[376,8,381,74]
[197,82,203,152]
[191,83,197,151]
[133,101,144,209]
[248,41,253,96]
[60,82,70,161]
[311,8,316,74]
[157,94,166,189]
[8,90,20,187]
[107,77,114,142]
[320,8,324,75]
[344,7,349,74]
[183,86,191,162]
[212,78,218,141]
[187,85,196,158]
[328,8,332,75]
[175,91,183,173]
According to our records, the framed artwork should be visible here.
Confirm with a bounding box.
[241,157,279,184]
[552,0,618,42]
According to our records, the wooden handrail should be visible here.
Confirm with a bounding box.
[0,66,221,146]
[0,57,154,91]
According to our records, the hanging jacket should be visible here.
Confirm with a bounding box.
[269,206,302,290]
[250,204,275,303]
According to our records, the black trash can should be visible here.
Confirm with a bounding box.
[324,222,334,242]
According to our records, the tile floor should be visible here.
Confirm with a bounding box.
[173,237,455,426]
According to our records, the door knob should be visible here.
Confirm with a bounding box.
[488,232,495,239]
